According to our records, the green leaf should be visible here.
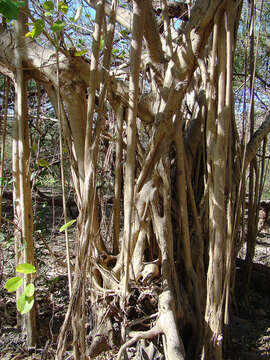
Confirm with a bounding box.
[44,11,53,17]
[74,5,82,22]
[24,283,35,297]
[120,29,128,38]
[38,158,49,167]
[16,263,36,274]
[51,20,66,32]
[5,277,23,292]
[74,49,87,56]
[119,51,126,59]
[31,19,45,38]
[21,296,34,314]
[17,294,34,314]
[17,293,26,313]
[60,219,76,232]
[43,0,54,11]
[0,177,10,187]
[58,1,68,14]
[0,0,25,21]
[31,143,37,152]
[99,35,104,51]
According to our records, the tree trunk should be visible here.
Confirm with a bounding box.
[14,5,37,346]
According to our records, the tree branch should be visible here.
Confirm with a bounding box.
[141,0,165,64]
[86,0,165,64]
[245,111,270,168]
[84,0,132,31]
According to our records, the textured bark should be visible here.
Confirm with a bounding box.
[118,291,185,360]
[113,104,124,254]
[14,5,37,346]
[122,0,145,296]
[0,78,9,227]
[203,8,227,359]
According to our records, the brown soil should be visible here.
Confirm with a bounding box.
[226,231,270,360]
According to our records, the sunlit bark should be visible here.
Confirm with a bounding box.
[14,5,37,346]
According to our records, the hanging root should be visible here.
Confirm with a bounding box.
[117,290,185,360]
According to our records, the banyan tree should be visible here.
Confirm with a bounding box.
[0,0,269,359]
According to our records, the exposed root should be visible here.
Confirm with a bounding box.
[117,325,161,360]
[88,310,116,358]
[117,290,185,360]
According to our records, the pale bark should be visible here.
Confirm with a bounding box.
[113,103,123,254]
[244,0,256,299]
[150,158,185,360]
[245,111,270,168]
[57,1,120,357]
[14,6,37,346]
[0,77,9,227]
[85,0,132,31]
[203,8,226,360]
[224,1,234,336]
[143,0,165,64]
[118,291,185,360]
[55,40,72,299]
[12,83,23,331]
[122,0,145,297]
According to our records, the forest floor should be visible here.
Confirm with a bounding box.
[226,231,270,360]
[0,197,269,360]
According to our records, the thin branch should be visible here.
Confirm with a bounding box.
[245,110,270,168]
[143,0,165,64]
[84,0,131,30]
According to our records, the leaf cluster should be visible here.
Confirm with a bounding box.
[0,0,24,21]
[5,263,36,314]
